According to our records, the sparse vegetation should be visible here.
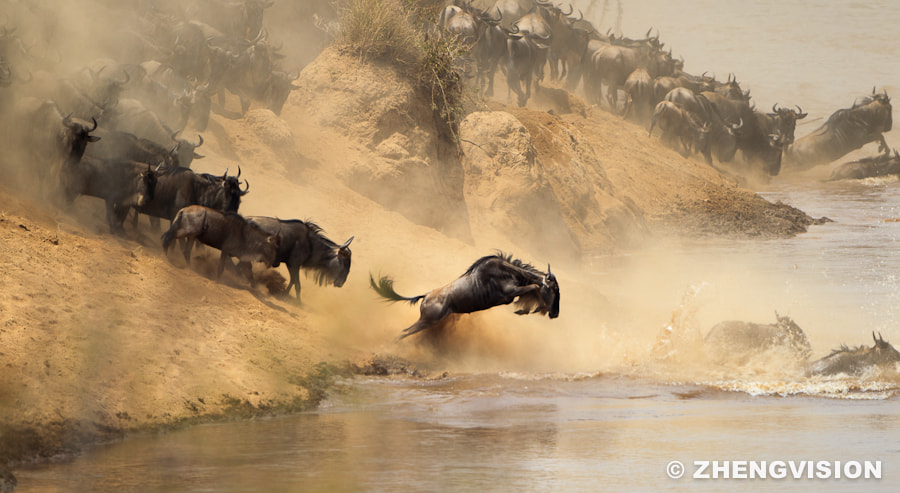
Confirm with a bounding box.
[337,0,468,141]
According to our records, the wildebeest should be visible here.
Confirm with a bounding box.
[62,157,158,235]
[661,88,741,165]
[505,26,549,107]
[86,127,178,168]
[244,217,353,300]
[807,332,900,377]
[701,91,788,176]
[161,205,279,285]
[622,67,653,122]
[704,312,813,365]
[784,89,893,172]
[134,166,248,229]
[17,99,101,193]
[370,252,560,340]
[648,100,709,156]
[828,149,900,181]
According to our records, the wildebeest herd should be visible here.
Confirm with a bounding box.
[437,0,893,179]
[0,1,354,302]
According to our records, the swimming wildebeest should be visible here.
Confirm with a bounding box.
[827,149,900,181]
[704,312,813,365]
[161,205,279,285]
[370,252,560,340]
[243,216,353,301]
[806,332,900,377]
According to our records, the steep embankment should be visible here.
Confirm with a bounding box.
[0,45,823,479]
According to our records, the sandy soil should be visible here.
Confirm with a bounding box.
[0,45,824,483]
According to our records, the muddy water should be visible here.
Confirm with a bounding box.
[12,1,900,491]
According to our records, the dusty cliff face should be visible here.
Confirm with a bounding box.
[292,47,471,242]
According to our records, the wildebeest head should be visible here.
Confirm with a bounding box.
[315,236,354,288]
[869,332,900,365]
[61,113,100,165]
[774,311,813,360]
[171,131,205,168]
[541,265,560,319]
[266,69,300,116]
[221,167,249,213]
[248,221,281,267]
[767,103,807,146]
[135,164,159,207]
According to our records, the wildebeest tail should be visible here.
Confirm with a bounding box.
[369,274,425,304]
[160,209,183,253]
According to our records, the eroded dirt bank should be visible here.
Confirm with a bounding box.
[0,44,825,485]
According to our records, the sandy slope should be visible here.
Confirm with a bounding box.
[0,46,823,479]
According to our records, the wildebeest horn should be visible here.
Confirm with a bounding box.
[772,103,779,113]
[796,105,807,118]
[241,179,250,194]
[561,3,573,15]
[223,167,229,179]
[194,134,203,148]
[547,264,552,275]
[340,236,354,249]
[873,331,878,343]
[236,166,241,178]
[88,116,98,132]
[62,112,74,128]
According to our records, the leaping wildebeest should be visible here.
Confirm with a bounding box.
[370,252,560,340]
[783,88,893,172]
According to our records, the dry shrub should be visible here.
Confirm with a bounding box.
[337,0,421,65]
[337,0,468,142]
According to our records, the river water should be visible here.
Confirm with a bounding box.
[12,0,900,491]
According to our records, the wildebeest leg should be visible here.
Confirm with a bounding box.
[507,283,546,314]
[108,203,131,236]
[397,299,446,340]
[285,265,302,300]
[181,237,195,266]
[877,134,890,154]
[396,320,435,341]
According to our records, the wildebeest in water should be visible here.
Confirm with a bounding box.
[370,252,560,340]
[704,312,813,365]
[806,332,900,377]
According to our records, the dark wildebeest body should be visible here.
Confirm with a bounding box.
[244,216,353,300]
[828,149,900,181]
[135,167,247,229]
[63,157,158,235]
[86,128,178,168]
[784,90,893,172]
[807,333,900,377]
[17,99,100,191]
[648,100,708,156]
[371,253,560,340]
[161,205,279,285]
[704,312,812,365]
